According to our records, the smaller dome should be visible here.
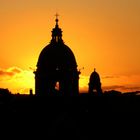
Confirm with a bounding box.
[90,69,101,82]
[88,69,102,95]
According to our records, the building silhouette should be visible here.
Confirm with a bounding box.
[34,16,80,96]
[88,69,102,95]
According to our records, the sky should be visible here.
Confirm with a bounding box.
[0,0,140,94]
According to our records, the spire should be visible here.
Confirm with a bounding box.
[51,13,63,43]
[55,13,59,27]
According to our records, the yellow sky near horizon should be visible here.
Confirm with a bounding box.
[0,0,140,93]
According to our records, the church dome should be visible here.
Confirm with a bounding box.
[37,16,77,72]
[37,42,77,70]
[89,69,101,83]
[35,15,79,95]
[88,69,102,95]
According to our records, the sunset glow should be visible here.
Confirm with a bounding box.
[0,0,140,94]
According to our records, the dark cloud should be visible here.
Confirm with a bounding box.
[103,85,125,91]
[9,67,22,73]
[0,70,14,76]
[122,86,140,91]
[0,67,22,77]
[102,76,120,79]
[103,85,140,92]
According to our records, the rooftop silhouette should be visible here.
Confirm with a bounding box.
[0,15,139,139]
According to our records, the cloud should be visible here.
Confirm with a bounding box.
[121,86,140,91]
[0,70,13,76]
[7,67,22,73]
[103,85,140,93]
[103,85,125,91]
[0,67,34,94]
[102,76,120,79]
[0,67,22,77]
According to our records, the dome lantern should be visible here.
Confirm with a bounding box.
[51,14,63,43]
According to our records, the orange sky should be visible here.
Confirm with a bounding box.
[0,0,140,94]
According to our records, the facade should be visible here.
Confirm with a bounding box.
[34,17,80,96]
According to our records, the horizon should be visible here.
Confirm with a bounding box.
[0,0,140,94]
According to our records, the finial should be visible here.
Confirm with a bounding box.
[55,13,59,19]
[55,13,59,24]
[94,68,96,72]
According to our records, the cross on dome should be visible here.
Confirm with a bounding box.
[55,13,59,24]
[55,13,59,19]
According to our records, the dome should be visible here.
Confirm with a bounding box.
[88,69,102,95]
[35,15,79,96]
[89,69,101,83]
[37,42,77,71]
[37,16,77,72]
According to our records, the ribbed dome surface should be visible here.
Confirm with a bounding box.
[37,42,77,71]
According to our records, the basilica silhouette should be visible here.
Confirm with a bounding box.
[34,16,80,96]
